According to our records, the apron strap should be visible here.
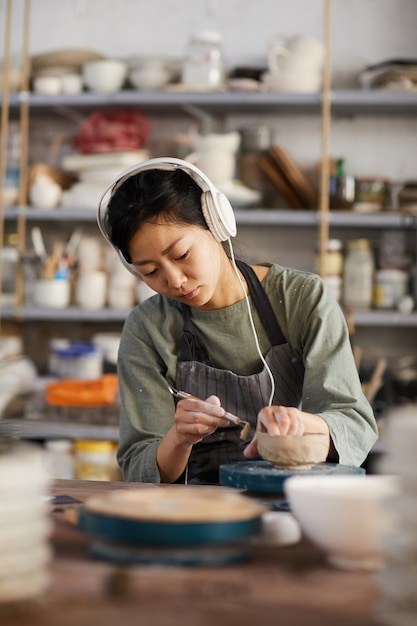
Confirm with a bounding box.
[179,303,215,366]
[236,260,287,346]
[179,260,287,363]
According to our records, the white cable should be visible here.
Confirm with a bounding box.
[228,239,276,407]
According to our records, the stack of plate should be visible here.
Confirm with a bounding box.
[61,150,149,209]
[0,440,52,604]
[375,407,417,625]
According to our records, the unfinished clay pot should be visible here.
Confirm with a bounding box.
[257,432,329,469]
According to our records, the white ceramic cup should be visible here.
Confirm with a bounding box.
[107,282,135,309]
[33,279,70,308]
[29,177,62,210]
[136,280,157,303]
[33,75,62,95]
[75,271,107,310]
[61,73,83,94]
[77,237,103,273]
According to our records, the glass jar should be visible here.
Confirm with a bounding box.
[315,239,344,276]
[74,440,115,481]
[343,239,374,310]
[182,31,225,90]
[373,269,409,309]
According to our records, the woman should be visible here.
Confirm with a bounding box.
[98,157,378,485]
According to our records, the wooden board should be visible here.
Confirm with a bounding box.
[257,153,305,209]
[269,146,319,209]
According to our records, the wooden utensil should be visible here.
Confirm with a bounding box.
[269,145,318,209]
[362,357,387,403]
[257,153,305,208]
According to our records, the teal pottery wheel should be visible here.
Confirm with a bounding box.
[219,461,366,495]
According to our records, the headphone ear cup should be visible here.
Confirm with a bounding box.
[201,190,237,242]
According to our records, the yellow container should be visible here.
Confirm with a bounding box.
[73,439,115,481]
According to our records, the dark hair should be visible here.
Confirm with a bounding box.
[105,168,209,263]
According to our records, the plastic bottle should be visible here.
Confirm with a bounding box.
[343,239,374,310]
[4,122,21,204]
[45,439,74,479]
[73,440,115,481]
[316,239,344,302]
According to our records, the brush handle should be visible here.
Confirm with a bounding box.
[169,387,248,427]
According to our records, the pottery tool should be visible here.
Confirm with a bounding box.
[31,226,47,261]
[362,357,387,403]
[168,386,251,441]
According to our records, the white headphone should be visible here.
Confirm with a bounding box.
[97,157,237,276]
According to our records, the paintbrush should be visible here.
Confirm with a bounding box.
[168,386,251,441]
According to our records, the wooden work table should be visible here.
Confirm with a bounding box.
[2,479,381,626]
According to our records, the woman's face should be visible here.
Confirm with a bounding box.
[127,220,232,310]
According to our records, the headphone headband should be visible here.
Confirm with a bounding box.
[97,156,237,276]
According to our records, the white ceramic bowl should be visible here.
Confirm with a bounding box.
[33,75,62,95]
[82,59,127,93]
[129,58,169,90]
[33,279,70,309]
[284,474,400,571]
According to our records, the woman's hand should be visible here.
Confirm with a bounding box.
[244,405,330,459]
[157,394,230,483]
[173,394,230,448]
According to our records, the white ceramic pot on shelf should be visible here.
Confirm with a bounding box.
[82,59,127,93]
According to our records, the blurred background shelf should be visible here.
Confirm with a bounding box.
[0,418,119,441]
[2,305,416,327]
[4,207,417,228]
[4,89,417,116]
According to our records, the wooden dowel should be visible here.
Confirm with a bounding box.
[0,0,14,333]
[318,0,332,278]
[16,0,31,309]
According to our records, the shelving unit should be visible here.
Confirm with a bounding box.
[0,418,119,442]
[4,206,417,227]
[5,87,414,331]
[2,207,417,327]
[5,89,417,116]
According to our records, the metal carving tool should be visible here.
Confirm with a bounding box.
[168,386,251,441]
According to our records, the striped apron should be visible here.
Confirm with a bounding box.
[175,261,305,484]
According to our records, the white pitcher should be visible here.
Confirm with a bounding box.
[268,34,325,76]
[265,34,325,93]
[186,131,241,184]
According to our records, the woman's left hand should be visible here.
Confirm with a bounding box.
[244,405,330,459]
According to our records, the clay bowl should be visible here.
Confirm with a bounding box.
[284,474,400,570]
[257,432,329,469]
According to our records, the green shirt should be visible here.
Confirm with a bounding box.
[117,263,378,482]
